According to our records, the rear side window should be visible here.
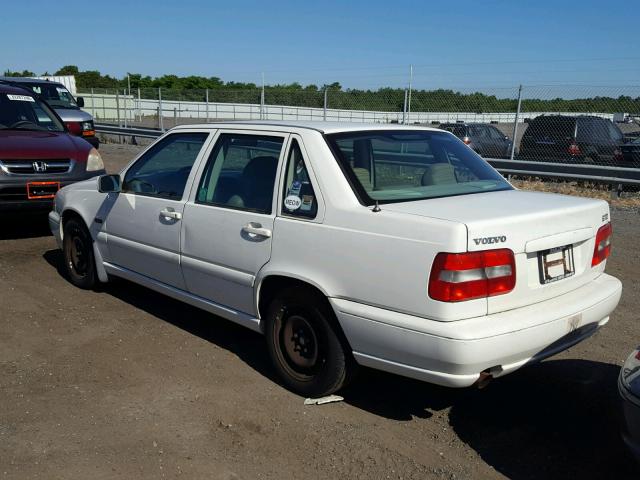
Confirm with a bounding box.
[122,132,208,199]
[281,139,318,219]
[327,130,511,205]
[197,133,284,214]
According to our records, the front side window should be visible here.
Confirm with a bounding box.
[0,92,64,132]
[122,132,209,199]
[282,139,318,218]
[197,133,284,214]
[327,130,512,205]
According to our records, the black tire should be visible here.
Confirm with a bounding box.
[264,286,356,397]
[62,217,97,289]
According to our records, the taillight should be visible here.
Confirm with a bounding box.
[463,136,471,145]
[429,249,516,302]
[614,148,623,162]
[568,143,581,156]
[592,222,612,267]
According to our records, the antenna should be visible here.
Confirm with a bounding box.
[372,200,381,213]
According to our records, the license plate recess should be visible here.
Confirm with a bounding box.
[538,245,575,284]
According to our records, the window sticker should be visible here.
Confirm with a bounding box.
[284,195,302,211]
[290,180,302,196]
[300,195,314,212]
[7,94,35,102]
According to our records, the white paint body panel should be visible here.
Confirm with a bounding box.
[51,121,623,388]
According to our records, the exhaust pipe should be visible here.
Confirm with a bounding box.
[475,371,494,389]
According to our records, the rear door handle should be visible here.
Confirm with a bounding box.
[242,222,272,238]
[160,208,182,221]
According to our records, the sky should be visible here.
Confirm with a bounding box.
[1,0,638,91]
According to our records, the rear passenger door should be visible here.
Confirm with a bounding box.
[181,131,288,314]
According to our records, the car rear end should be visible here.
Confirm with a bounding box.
[520,116,579,162]
[621,138,640,167]
[323,127,621,387]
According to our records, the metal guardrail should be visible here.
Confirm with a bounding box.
[95,123,163,139]
[95,123,640,186]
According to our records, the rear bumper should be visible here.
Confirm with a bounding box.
[0,169,105,212]
[331,273,622,387]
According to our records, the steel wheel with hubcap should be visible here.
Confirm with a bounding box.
[265,286,356,397]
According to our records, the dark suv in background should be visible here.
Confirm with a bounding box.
[519,115,625,165]
[0,77,99,148]
[439,122,513,158]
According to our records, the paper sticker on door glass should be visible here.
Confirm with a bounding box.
[6,94,35,102]
[284,195,302,211]
[300,195,314,212]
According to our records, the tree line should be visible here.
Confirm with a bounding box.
[3,65,638,114]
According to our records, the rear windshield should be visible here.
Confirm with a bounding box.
[25,83,78,109]
[524,117,576,139]
[0,92,65,132]
[326,130,512,205]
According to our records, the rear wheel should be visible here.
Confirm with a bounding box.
[264,287,356,397]
[63,217,97,289]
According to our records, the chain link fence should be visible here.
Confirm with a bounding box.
[78,85,640,167]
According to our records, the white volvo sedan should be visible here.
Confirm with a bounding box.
[49,122,622,396]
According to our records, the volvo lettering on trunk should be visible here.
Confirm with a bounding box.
[473,236,507,246]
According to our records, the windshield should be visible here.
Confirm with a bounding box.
[0,92,66,132]
[26,83,78,109]
[326,130,512,205]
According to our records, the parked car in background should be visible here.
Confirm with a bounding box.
[621,137,640,167]
[438,122,513,158]
[519,115,625,165]
[49,121,621,397]
[619,346,640,463]
[0,82,105,211]
[0,77,99,148]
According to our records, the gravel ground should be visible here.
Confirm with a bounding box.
[1,144,639,479]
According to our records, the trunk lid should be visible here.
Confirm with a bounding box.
[383,190,610,314]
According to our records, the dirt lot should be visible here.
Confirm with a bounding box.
[1,144,639,479]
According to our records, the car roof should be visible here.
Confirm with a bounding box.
[0,76,61,86]
[0,82,37,96]
[172,121,443,135]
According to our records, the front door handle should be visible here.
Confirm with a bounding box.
[242,222,272,238]
[160,208,182,221]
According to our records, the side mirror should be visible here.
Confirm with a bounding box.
[98,174,121,193]
[76,97,85,108]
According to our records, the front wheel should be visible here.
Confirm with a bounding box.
[63,217,97,289]
[264,287,356,397]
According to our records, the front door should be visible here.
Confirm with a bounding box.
[105,131,211,289]
[181,131,288,314]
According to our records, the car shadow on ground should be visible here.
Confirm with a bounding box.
[43,249,639,479]
[0,212,51,240]
[343,359,638,479]
[43,249,278,384]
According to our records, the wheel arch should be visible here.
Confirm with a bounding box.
[256,273,356,370]
[60,207,109,283]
